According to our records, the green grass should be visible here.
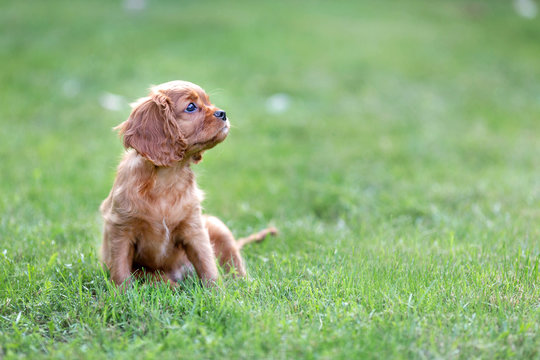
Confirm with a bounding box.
[1,0,540,358]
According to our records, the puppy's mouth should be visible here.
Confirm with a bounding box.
[210,125,230,142]
[191,125,229,149]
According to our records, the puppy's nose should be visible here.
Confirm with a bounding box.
[213,110,227,121]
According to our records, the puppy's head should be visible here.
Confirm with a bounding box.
[116,81,230,166]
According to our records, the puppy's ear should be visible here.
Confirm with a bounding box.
[115,92,187,166]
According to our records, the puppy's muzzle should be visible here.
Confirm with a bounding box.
[214,110,227,121]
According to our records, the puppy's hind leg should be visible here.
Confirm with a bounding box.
[204,215,246,277]
[203,215,278,277]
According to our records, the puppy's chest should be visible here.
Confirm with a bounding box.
[135,218,177,266]
[147,186,197,225]
[134,189,194,266]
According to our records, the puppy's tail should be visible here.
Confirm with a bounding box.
[237,227,278,249]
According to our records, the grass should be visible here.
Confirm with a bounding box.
[1,0,539,358]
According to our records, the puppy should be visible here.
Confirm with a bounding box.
[100,80,276,287]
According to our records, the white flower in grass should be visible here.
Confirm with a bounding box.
[514,0,538,18]
[266,93,291,114]
[124,0,146,12]
[99,92,126,112]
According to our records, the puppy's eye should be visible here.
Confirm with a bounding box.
[185,103,198,113]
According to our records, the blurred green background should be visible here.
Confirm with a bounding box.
[1,0,539,358]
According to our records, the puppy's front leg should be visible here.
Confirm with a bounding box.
[103,224,135,288]
[176,217,219,286]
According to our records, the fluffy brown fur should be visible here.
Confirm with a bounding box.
[100,81,277,288]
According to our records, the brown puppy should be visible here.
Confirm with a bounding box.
[100,81,276,287]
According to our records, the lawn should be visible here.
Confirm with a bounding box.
[1,0,539,358]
